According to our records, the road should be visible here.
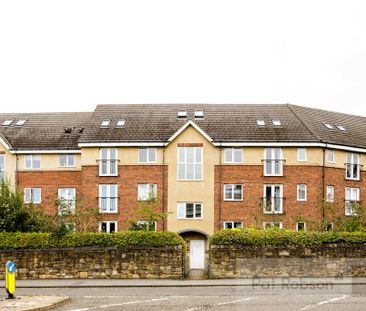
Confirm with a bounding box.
[12,284,366,311]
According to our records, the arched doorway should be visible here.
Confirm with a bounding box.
[178,230,209,277]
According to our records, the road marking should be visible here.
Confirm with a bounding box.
[296,295,349,311]
[183,297,256,311]
[67,297,168,311]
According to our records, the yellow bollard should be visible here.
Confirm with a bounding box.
[5,261,16,299]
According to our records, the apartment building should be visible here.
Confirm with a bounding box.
[1,104,366,268]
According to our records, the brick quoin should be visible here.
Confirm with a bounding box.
[214,165,366,231]
[81,165,168,231]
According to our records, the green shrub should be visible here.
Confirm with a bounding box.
[0,231,185,249]
[210,229,366,247]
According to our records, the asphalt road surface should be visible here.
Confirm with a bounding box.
[13,284,366,311]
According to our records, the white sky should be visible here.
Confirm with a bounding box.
[0,0,366,115]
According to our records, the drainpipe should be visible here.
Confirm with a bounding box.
[218,141,222,231]
[15,151,19,189]
[322,143,326,227]
[162,147,166,231]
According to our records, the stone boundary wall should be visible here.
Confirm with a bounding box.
[0,246,184,279]
[209,244,366,278]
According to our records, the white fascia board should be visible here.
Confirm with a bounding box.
[0,137,11,150]
[213,142,366,153]
[11,149,82,154]
[167,120,213,144]
[213,142,325,147]
[79,142,166,147]
[325,144,366,154]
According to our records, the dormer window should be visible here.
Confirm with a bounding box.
[2,120,13,126]
[257,120,265,126]
[324,123,334,129]
[100,120,110,128]
[116,119,125,127]
[16,120,27,126]
[272,120,281,126]
[177,110,187,118]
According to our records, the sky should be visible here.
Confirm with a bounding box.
[0,0,366,115]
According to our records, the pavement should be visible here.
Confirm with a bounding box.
[0,295,69,311]
[3,276,366,288]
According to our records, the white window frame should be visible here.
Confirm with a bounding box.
[263,222,283,229]
[99,184,118,213]
[0,154,5,179]
[24,154,41,169]
[224,148,243,164]
[177,202,203,219]
[99,221,117,233]
[263,184,283,214]
[345,153,360,180]
[138,148,157,164]
[325,223,334,231]
[297,184,307,201]
[296,222,306,231]
[136,220,157,231]
[137,183,157,201]
[326,185,334,203]
[223,184,243,201]
[99,148,118,176]
[59,154,76,168]
[177,147,203,181]
[297,148,307,162]
[345,187,360,216]
[327,150,335,163]
[263,148,283,176]
[223,221,243,229]
[24,188,41,204]
[58,188,76,215]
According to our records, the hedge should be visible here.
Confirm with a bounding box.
[210,229,366,247]
[0,231,185,249]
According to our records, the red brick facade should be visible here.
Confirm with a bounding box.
[81,165,168,231]
[17,171,82,215]
[214,165,366,231]
[17,163,364,233]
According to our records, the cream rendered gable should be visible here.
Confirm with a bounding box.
[0,139,16,188]
[165,123,219,236]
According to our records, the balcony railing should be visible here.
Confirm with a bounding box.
[262,196,284,213]
[345,163,361,180]
[99,197,118,213]
[97,159,119,176]
[262,159,285,176]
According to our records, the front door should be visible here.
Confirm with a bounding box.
[190,240,205,269]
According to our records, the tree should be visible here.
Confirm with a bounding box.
[128,193,169,231]
[0,179,53,232]
[55,195,101,232]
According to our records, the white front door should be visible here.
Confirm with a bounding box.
[190,240,205,269]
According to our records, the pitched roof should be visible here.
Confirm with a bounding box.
[0,112,92,150]
[79,104,319,144]
[1,104,365,150]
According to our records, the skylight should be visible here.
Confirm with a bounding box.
[100,120,110,128]
[336,125,346,131]
[194,109,204,118]
[116,119,125,127]
[177,110,187,118]
[272,120,281,126]
[2,120,13,126]
[324,123,334,129]
[256,120,265,126]
[16,120,27,126]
